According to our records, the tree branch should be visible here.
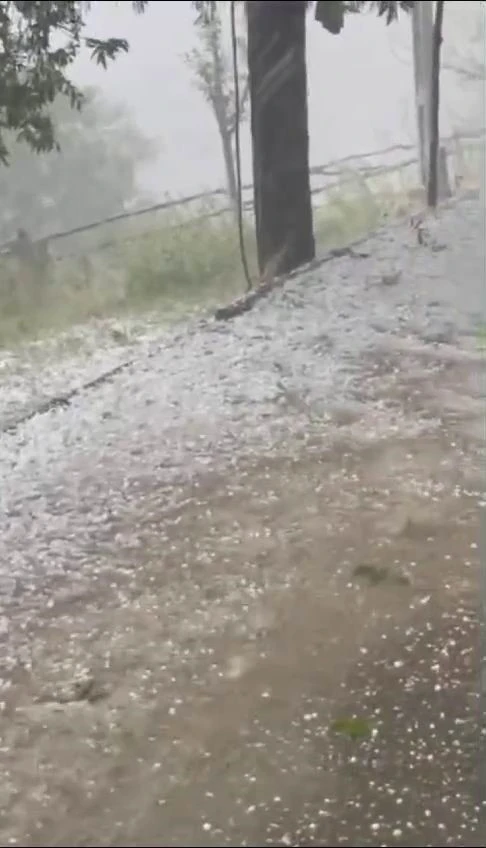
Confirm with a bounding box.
[442,60,485,83]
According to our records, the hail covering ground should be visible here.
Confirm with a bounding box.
[0,196,483,846]
[0,201,481,538]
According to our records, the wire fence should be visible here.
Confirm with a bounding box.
[0,127,482,265]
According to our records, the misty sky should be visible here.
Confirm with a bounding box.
[73,1,481,200]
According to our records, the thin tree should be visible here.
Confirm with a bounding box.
[427,0,445,208]
[186,6,249,212]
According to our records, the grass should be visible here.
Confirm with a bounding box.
[0,144,480,350]
[477,325,486,350]
[0,210,257,349]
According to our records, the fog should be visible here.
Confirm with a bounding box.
[72,1,482,200]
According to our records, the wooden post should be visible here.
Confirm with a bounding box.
[412,2,434,188]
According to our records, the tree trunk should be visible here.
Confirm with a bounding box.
[427,0,445,208]
[412,1,434,188]
[247,0,315,278]
[437,145,452,200]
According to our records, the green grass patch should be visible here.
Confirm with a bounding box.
[0,150,480,349]
[0,207,256,348]
[330,716,374,741]
[476,325,486,350]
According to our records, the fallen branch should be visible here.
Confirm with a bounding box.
[2,359,134,435]
[214,245,370,321]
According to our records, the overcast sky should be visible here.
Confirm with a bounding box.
[72,1,482,200]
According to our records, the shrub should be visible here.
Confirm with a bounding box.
[123,206,256,303]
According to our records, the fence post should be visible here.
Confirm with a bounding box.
[438,146,452,200]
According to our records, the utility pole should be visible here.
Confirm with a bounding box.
[412,1,434,187]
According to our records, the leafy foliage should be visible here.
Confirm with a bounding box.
[343,1,416,25]
[0,87,157,242]
[193,1,416,32]
[0,0,147,163]
[185,7,248,134]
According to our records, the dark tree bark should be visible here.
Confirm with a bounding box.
[247,0,315,278]
[427,0,445,208]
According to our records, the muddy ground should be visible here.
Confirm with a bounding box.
[0,345,482,848]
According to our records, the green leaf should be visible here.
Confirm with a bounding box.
[0,1,147,162]
[85,37,130,69]
[330,717,373,740]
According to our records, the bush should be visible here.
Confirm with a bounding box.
[123,207,256,303]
